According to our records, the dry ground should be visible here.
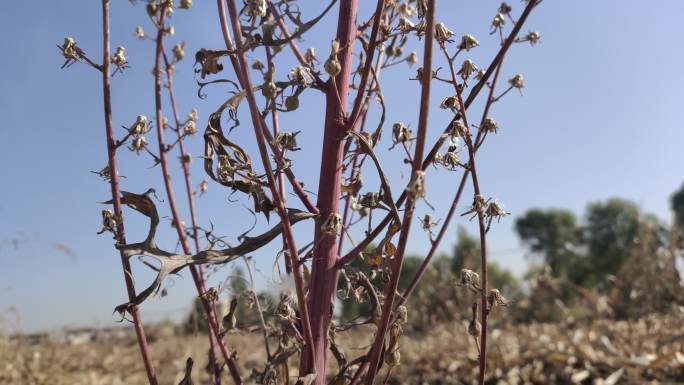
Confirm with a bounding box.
[2,310,684,385]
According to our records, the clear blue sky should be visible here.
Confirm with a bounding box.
[1,1,683,333]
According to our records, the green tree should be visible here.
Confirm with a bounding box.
[671,182,684,235]
[514,208,580,275]
[584,198,640,280]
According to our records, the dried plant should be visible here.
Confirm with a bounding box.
[59,0,543,384]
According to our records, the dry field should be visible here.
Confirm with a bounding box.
[2,310,684,385]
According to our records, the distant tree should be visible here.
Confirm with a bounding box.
[584,199,640,280]
[671,182,684,236]
[514,209,580,276]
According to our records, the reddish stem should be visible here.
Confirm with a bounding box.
[223,0,315,365]
[153,10,243,385]
[101,1,158,384]
[364,1,435,383]
[160,45,223,385]
[302,1,358,381]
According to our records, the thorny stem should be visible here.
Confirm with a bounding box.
[303,0,358,381]
[100,1,158,384]
[153,9,243,385]
[336,0,539,268]
[223,0,315,367]
[364,0,435,383]
[160,44,222,385]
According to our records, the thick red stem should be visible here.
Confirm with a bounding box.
[302,0,358,381]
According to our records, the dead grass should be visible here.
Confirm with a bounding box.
[3,310,684,385]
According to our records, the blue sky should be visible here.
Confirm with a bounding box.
[1,1,683,333]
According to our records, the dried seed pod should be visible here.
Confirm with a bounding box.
[222,298,238,331]
[458,269,481,292]
[508,73,524,90]
[407,51,418,66]
[324,40,342,77]
[396,305,408,324]
[398,16,415,33]
[111,46,128,71]
[487,288,509,307]
[475,69,486,80]
[392,122,413,144]
[480,117,498,134]
[385,348,401,366]
[491,13,506,30]
[130,136,148,154]
[135,26,145,39]
[468,303,482,339]
[304,47,317,64]
[275,131,300,151]
[246,0,266,20]
[449,120,468,139]
[99,209,118,234]
[284,95,300,111]
[499,2,512,15]
[179,0,192,9]
[440,96,460,110]
[180,153,192,164]
[130,115,150,136]
[360,191,381,209]
[457,34,480,51]
[261,80,277,100]
[172,42,186,61]
[434,22,454,44]
[526,31,541,45]
[289,66,315,87]
[198,179,208,195]
[485,200,509,222]
[458,59,478,80]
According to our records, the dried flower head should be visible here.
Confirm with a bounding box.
[434,22,454,44]
[111,46,128,72]
[195,49,224,79]
[135,26,145,39]
[289,66,315,87]
[385,349,401,366]
[487,288,509,308]
[439,145,461,170]
[275,132,301,151]
[491,13,506,30]
[179,0,192,9]
[130,136,148,154]
[180,153,192,164]
[508,73,524,90]
[485,200,510,223]
[172,42,186,61]
[421,214,437,233]
[498,2,512,15]
[457,34,480,51]
[251,59,264,71]
[391,122,412,145]
[480,117,498,134]
[304,47,317,64]
[130,115,150,136]
[398,16,415,33]
[458,59,477,80]
[449,120,468,138]
[407,51,418,66]
[397,3,416,17]
[198,179,208,195]
[459,269,481,290]
[396,305,408,324]
[99,209,118,234]
[440,96,460,110]
[526,31,541,45]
